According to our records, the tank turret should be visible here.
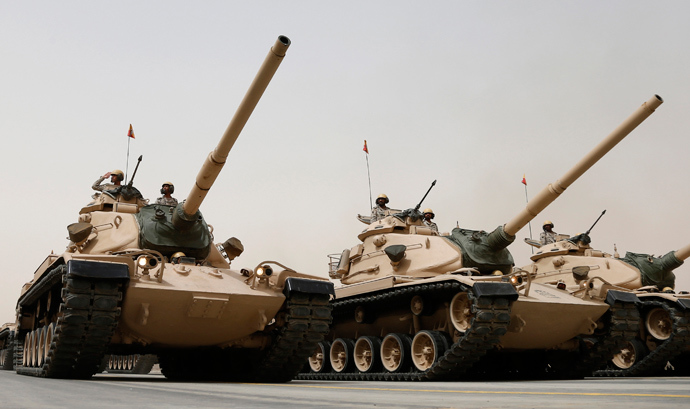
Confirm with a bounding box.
[301,95,664,382]
[9,36,334,382]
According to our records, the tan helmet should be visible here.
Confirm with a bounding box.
[111,169,124,182]
[161,181,175,194]
[543,220,554,229]
[423,208,435,218]
[376,194,389,204]
[171,251,186,263]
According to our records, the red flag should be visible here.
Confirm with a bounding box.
[521,174,527,185]
[363,140,369,154]
[127,124,135,139]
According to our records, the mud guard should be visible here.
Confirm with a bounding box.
[675,298,690,310]
[66,260,130,280]
[283,277,335,298]
[605,290,640,305]
[472,282,519,300]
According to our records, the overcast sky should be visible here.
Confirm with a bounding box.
[1,1,689,324]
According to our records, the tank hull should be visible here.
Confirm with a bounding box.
[300,273,637,381]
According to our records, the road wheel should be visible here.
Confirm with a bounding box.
[611,339,648,370]
[380,333,412,373]
[36,326,47,368]
[308,341,331,373]
[411,330,450,372]
[354,336,382,373]
[329,338,355,373]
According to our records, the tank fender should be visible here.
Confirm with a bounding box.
[605,290,640,305]
[283,277,335,298]
[67,259,130,280]
[471,282,519,301]
[675,298,690,310]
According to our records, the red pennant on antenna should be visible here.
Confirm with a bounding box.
[521,174,527,185]
[363,140,369,154]
[127,124,135,139]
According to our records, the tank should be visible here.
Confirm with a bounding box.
[521,230,690,376]
[0,323,16,370]
[299,95,663,381]
[8,36,334,382]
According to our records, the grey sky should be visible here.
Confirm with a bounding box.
[1,1,689,323]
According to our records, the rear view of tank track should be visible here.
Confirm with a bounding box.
[14,264,125,378]
[298,281,513,381]
[159,292,332,382]
[596,297,690,377]
[103,354,157,374]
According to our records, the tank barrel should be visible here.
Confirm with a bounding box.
[182,36,291,218]
[503,95,663,237]
[674,243,690,262]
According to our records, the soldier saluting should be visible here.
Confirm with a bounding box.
[92,169,124,192]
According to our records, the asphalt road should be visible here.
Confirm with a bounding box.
[0,371,689,409]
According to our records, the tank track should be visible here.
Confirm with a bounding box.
[0,337,13,370]
[595,299,690,377]
[566,300,641,378]
[15,265,124,379]
[159,292,332,382]
[248,292,333,382]
[297,281,512,381]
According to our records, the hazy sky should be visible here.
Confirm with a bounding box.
[1,1,689,324]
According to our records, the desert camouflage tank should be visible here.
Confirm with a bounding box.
[521,225,690,377]
[9,36,334,381]
[300,95,663,381]
[0,323,16,370]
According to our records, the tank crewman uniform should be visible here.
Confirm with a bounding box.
[92,169,124,192]
[422,208,439,233]
[155,182,178,206]
[370,194,390,222]
[540,220,558,245]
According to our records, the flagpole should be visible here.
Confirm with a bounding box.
[125,136,131,184]
[363,140,372,209]
[366,154,372,209]
[125,124,135,184]
[522,174,534,254]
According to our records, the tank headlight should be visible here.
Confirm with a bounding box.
[137,256,158,269]
[256,265,273,277]
[509,275,523,286]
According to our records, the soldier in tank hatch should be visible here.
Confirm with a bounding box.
[92,169,124,192]
[540,220,558,245]
[155,182,178,206]
[422,208,438,233]
[371,194,390,222]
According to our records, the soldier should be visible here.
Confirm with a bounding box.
[155,182,178,206]
[422,208,438,233]
[540,220,558,245]
[371,194,390,222]
[92,169,124,192]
